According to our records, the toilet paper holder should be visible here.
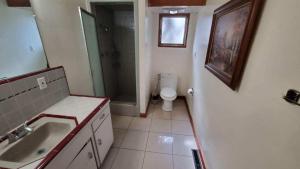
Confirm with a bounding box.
[187,88,194,96]
[283,89,300,106]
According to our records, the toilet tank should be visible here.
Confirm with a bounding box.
[160,73,177,90]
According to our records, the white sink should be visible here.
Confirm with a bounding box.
[0,116,77,169]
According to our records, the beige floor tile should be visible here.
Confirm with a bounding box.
[173,155,195,169]
[150,119,171,133]
[173,134,197,156]
[121,130,149,150]
[113,129,127,147]
[111,149,144,169]
[129,117,151,131]
[172,120,193,135]
[112,115,133,129]
[142,152,173,169]
[153,109,171,120]
[100,148,119,169]
[172,109,190,121]
[106,114,198,169]
[146,132,173,154]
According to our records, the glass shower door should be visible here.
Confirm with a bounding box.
[79,8,105,96]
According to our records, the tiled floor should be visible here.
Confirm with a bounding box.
[102,99,197,169]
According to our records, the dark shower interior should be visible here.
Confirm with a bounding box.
[91,3,136,103]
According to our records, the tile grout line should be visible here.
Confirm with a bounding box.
[171,113,175,169]
[108,147,121,169]
[111,102,194,169]
[141,117,151,169]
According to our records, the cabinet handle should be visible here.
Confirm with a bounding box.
[87,152,93,159]
[97,139,102,145]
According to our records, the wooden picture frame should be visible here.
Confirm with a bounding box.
[205,0,264,90]
[158,13,190,48]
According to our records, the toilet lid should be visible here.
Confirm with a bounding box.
[161,88,176,98]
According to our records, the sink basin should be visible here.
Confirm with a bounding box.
[0,116,77,168]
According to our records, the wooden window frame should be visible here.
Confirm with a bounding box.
[158,13,190,48]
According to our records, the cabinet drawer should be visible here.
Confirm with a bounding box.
[92,105,110,131]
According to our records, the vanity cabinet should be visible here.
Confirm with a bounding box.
[94,114,113,162]
[44,103,113,169]
[44,123,94,169]
[91,105,113,165]
[66,140,97,169]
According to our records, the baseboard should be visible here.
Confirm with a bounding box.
[140,95,152,118]
[181,96,207,169]
[140,113,147,117]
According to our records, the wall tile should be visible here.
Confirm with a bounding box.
[0,98,18,115]
[0,114,10,135]
[26,76,39,89]
[0,83,13,101]
[0,68,70,135]
[30,87,44,100]
[5,109,25,130]
[20,104,37,121]
[10,79,29,94]
[33,98,48,114]
[14,92,33,108]
[56,68,65,78]
[46,70,56,82]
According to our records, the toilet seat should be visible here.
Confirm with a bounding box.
[160,87,177,100]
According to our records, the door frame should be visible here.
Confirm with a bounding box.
[78,7,106,96]
[86,0,140,112]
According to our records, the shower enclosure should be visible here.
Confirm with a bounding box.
[79,2,138,116]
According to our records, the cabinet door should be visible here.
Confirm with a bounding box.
[67,140,97,169]
[94,114,113,162]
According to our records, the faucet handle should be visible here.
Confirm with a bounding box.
[23,120,29,127]
[23,121,33,133]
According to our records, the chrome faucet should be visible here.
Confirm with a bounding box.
[2,121,33,144]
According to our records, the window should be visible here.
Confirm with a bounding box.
[158,13,190,48]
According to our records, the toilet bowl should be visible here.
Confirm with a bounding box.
[159,73,177,111]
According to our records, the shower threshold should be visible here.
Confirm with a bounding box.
[110,101,138,116]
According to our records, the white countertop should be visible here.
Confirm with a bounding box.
[42,96,105,123]
[18,96,107,169]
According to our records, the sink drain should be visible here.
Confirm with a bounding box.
[37,148,46,155]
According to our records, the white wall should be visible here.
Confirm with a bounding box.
[150,11,197,96]
[188,1,300,169]
[33,0,150,113]
[138,0,152,113]
[0,0,47,78]
[141,7,153,113]
[31,0,94,95]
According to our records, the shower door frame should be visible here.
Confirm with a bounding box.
[79,7,106,97]
[87,0,140,114]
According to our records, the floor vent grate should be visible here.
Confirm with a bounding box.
[192,149,202,169]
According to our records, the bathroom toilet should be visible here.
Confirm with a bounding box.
[160,73,177,111]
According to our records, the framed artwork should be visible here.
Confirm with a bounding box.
[205,0,264,90]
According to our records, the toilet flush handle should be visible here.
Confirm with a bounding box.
[187,88,194,96]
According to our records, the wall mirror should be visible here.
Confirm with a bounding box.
[158,13,190,48]
[0,0,48,79]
